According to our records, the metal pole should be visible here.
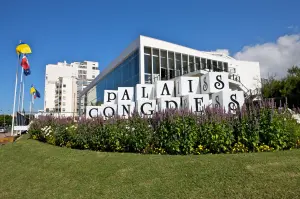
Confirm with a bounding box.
[21,75,25,112]
[11,55,21,136]
[18,68,24,112]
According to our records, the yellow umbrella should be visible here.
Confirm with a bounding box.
[16,43,32,55]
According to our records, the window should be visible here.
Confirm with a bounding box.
[63,96,66,100]
[62,108,65,112]
[189,56,195,72]
[63,90,66,94]
[152,49,159,75]
[160,50,168,80]
[224,62,228,72]
[212,60,218,71]
[92,75,95,78]
[217,61,223,71]
[63,102,66,106]
[92,67,98,70]
[201,58,206,69]
[144,47,152,74]
[168,52,175,79]
[207,59,212,70]
[79,75,87,80]
[63,84,66,88]
[182,55,188,74]
[195,57,200,71]
[79,64,87,69]
[175,53,181,77]
[78,70,87,74]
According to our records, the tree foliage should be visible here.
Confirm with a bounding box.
[0,115,12,126]
[262,66,300,107]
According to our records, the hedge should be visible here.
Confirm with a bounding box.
[28,104,300,155]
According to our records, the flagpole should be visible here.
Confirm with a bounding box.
[21,75,25,112]
[32,94,34,113]
[17,68,24,112]
[11,55,21,136]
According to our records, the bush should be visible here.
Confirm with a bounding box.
[28,104,300,155]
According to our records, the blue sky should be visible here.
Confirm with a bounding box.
[0,0,299,113]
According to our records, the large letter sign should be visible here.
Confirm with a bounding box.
[200,72,229,94]
[86,106,101,118]
[157,97,181,111]
[155,81,175,98]
[212,90,244,113]
[118,87,134,103]
[135,84,154,100]
[85,72,246,118]
[104,90,118,104]
[175,76,200,96]
[182,94,209,113]
[136,100,156,117]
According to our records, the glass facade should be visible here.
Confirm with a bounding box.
[143,46,230,83]
[84,49,139,107]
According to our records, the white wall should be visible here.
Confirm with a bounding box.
[234,60,261,91]
[61,77,77,114]
[44,61,99,113]
[44,64,77,111]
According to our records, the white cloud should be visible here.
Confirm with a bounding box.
[233,34,300,78]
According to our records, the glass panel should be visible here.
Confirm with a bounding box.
[161,68,168,80]
[207,59,212,70]
[224,62,228,72]
[153,48,159,56]
[201,58,206,69]
[95,50,139,104]
[145,74,152,83]
[182,54,188,74]
[189,56,195,72]
[144,47,151,55]
[161,50,167,68]
[153,56,159,74]
[195,57,200,71]
[168,52,174,69]
[175,53,181,77]
[161,50,168,80]
[144,54,152,74]
[218,61,223,71]
[212,60,218,71]
[168,51,174,79]
[169,69,175,79]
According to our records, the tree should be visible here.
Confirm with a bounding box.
[0,115,12,126]
[261,66,300,107]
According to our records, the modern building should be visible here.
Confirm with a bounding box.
[79,35,261,114]
[44,61,100,116]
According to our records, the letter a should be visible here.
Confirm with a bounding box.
[121,89,130,100]
[161,83,170,96]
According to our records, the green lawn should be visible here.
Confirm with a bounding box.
[1,136,300,199]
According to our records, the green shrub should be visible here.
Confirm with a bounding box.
[28,105,300,155]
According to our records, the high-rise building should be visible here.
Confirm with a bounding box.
[44,61,100,116]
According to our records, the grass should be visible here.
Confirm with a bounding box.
[1,136,300,199]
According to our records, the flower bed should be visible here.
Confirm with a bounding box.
[28,105,300,155]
